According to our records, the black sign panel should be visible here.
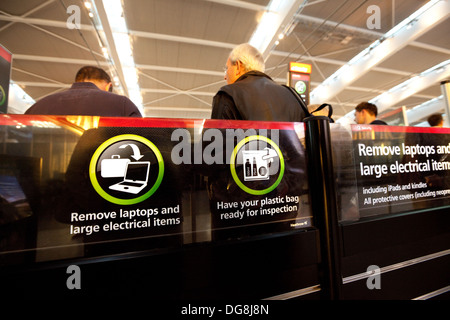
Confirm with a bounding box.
[0,116,312,263]
[352,125,450,217]
[289,73,310,106]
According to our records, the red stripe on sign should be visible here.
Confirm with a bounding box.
[98,117,302,130]
[351,124,450,134]
[0,45,12,63]
[0,114,304,131]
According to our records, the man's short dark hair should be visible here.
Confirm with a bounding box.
[428,114,443,126]
[355,102,378,116]
[75,66,111,83]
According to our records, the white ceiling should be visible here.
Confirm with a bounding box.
[1,0,449,124]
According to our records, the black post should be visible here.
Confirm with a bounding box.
[304,116,342,300]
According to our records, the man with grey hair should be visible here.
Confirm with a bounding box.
[211,43,307,122]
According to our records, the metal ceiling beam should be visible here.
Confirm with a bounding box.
[0,14,234,49]
[13,81,70,88]
[141,88,215,97]
[5,13,446,85]
[310,0,450,105]
[295,13,381,39]
[0,0,55,33]
[338,60,450,124]
[329,83,435,100]
[130,29,235,49]
[0,15,105,60]
[13,54,437,107]
[406,96,445,125]
[295,13,450,57]
[270,49,412,76]
[11,51,410,81]
[204,0,265,11]
[371,60,450,113]
[0,14,95,31]
[12,53,109,66]
[5,12,448,59]
[138,70,213,107]
[3,13,446,78]
[13,66,66,85]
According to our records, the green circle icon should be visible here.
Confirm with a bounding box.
[295,81,307,94]
[230,135,284,195]
[89,134,164,205]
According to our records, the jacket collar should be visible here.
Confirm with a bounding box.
[235,70,272,83]
[70,82,100,90]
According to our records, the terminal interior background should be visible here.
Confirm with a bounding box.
[1,1,450,301]
[1,0,449,125]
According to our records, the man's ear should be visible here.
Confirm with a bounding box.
[235,60,246,76]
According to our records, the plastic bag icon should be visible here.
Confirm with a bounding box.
[243,148,278,181]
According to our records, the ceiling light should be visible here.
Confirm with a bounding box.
[249,0,299,55]
[103,0,127,33]
[340,35,353,45]
[102,0,143,111]
[101,46,108,58]
[249,11,279,52]
[112,33,134,67]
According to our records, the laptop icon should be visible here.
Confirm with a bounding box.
[109,161,150,194]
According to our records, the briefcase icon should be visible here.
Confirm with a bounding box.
[101,155,130,178]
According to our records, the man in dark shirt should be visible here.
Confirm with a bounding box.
[25,66,142,117]
[354,101,387,125]
[211,43,306,122]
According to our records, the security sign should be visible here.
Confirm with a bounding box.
[230,135,284,195]
[288,62,311,106]
[89,134,164,205]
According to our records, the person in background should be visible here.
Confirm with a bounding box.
[427,114,444,127]
[211,43,307,122]
[354,101,387,125]
[25,66,142,117]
